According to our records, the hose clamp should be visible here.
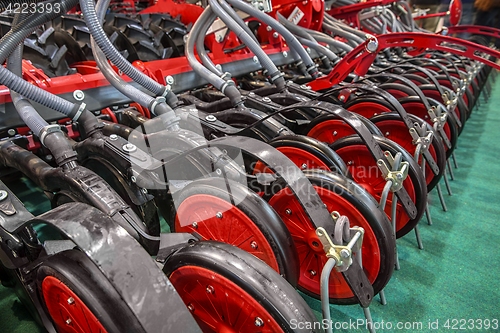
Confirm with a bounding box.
[270,72,283,83]
[72,103,86,121]
[39,124,62,146]
[220,80,235,95]
[160,85,172,97]
[149,96,166,115]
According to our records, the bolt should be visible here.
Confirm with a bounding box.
[73,90,84,101]
[187,303,194,311]
[215,34,223,43]
[0,190,8,202]
[67,297,75,305]
[301,163,307,169]
[340,249,350,258]
[266,26,272,32]
[250,241,258,249]
[366,38,378,53]
[94,110,101,115]
[254,317,264,327]
[7,129,16,136]
[285,209,292,215]
[333,131,338,136]
[306,47,311,54]
[112,105,119,111]
[283,51,288,57]
[215,168,222,175]
[206,285,214,294]
[192,222,198,229]
[45,155,53,161]
[385,132,390,136]
[272,32,279,39]
[205,115,217,122]
[339,95,346,102]
[131,176,137,183]
[253,56,259,63]
[123,143,137,153]
[109,134,118,141]
[216,212,223,219]
[347,161,354,165]
[166,75,174,85]
[396,173,403,180]
[142,188,148,194]
[262,97,271,103]
[310,270,317,276]
[66,319,72,325]
[249,92,256,97]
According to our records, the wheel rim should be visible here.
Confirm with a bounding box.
[334,144,416,233]
[307,119,357,145]
[268,186,380,300]
[169,266,283,333]
[42,276,108,333]
[175,194,279,272]
[374,120,439,187]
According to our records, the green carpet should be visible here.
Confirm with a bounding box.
[1,73,500,332]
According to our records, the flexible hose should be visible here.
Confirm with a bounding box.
[92,0,178,126]
[79,0,168,97]
[196,9,223,76]
[305,28,354,53]
[321,257,336,333]
[225,0,319,77]
[324,13,367,40]
[209,0,286,90]
[322,21,362,47]
[186,6,243,106]
[218,0,258,44]
[276,12,316,42]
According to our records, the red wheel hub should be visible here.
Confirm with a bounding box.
[169,266,283,333]
[307,119,357,145]
[334,144,416,233]
[268,186,380,300]
[175,194,279,272]
[42,276,108,333]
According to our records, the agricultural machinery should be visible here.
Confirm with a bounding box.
[0,0,498,332]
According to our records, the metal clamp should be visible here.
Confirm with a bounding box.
[409,123,433,154]
[39,124,62,146]
[377,151,409,192]
[315,224,365,273]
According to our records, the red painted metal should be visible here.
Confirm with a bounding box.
[169,265,283,332]
[42,276,108,333]
[174,194,280,272]
[445,25,500,40]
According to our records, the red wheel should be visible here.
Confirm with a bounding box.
[37,250,142,333]
[370,113,446,192]
[42,277,107,333]
[331,136,427,237]
[171,177,299,285]
[264,170,395,304]
[164,241,320,332]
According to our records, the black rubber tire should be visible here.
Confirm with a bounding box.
[163,241,321,333]
[370,112,447,192]
[170,177,299,286]
[331,135,427,238]
[36,250,144,333]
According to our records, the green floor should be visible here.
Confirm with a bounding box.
[1,72,500,332]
